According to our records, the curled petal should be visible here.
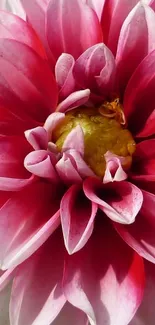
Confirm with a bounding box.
[73,43,115,97]
[83,177,143,224]
[55,153,82,185]
[124,50,155,135]
[24,150,58,182]
[60,184,97,254]
[10,230,66,325]
[0,39,58,122]
[62,126,84,156]
[44,112,65,140]
[116,3,155,95]
[67,149,95,178]
[0,10,45,58]
[63,217,145,325]
[57,89,90,113]
[0,181,61,269]
[25,126,48,150]
[55,54,76,100]
[103,152,127,183]
[46,0,103,61]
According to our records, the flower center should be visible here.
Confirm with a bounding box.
[53,99,136,178]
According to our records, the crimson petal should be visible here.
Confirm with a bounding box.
[10,230,66,325]
[115,190,155,263]
[63,217,145,325]
[46,0,103,61]
[60,184,97,254]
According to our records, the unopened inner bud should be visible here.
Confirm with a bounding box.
[53,100,136,178]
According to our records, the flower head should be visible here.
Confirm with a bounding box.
[0,0,155,325]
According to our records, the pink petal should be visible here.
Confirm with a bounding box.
[24,150,58,182]
[115,190,155,264]
[0,135,34,191]
[66,149,95,178]
[103,152,127,183]
[83,177,143,224]
[73,43,115,97]
[52,302,88,325]
[0,181,60,269]
[57,89,90,113]
[7,0,26,19]
[0,268,16,292]
[63,217,145,325]
[46,0,102,61]
[116,3,155,95]
[150,0,155,10]
[131,139,155,182]
[0,39,58,122]
[60,184,97,254]
[55,153,82,185]
[25,126,48,150]
[55,54,76,100]
[0,10,46,58]
[101,0,139,55]
[21,0,55,66]
[0,279,12,325]
[129,261,155,325]
[10,229,66,325]
[62,125,84,156]
[44,112,65,140]
[123,49,155,135]
[86,0,105,20]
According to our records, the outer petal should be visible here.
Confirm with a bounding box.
[123,50,155,135]
[0,10,46,58]
[52,302,88,325]
[116,3,155,95]
[0,135,33,191]
[131,139,155,182]
[86,0,105,20]
[46,0,103,61]
[0,281,12,325]
[115,190,155,264]
[84,177,143,224]
[130,261,155,325]
[0,181,61,269]
[20,0,54,65]
[10,229,66,325]
[0,39,58,122]
[63,216,145,325]
[60,184,97,254]
[101,0,139,55]
[73,43,115,97]
[7,0,26,19]
[55,54,76,100]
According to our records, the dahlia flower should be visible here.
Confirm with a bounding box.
[0,0,155,324]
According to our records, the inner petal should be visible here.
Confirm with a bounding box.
[52,99,136,178]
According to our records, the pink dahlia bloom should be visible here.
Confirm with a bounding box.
[0,0,155,324]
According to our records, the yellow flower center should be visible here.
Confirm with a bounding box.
[53,99,136,178]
